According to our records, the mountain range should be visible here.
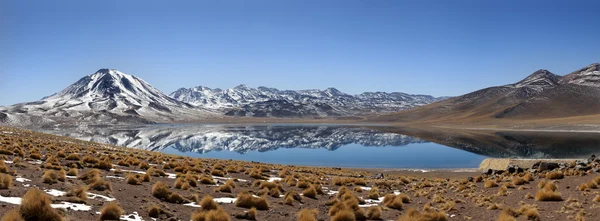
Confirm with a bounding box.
[170,85,445,117]
[372,63,600,124]
[0,69,444,127]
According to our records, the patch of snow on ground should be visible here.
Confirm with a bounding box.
[120,212,144,221]
[327,190,339,196]
[66,175,77,179]
[15,177,31,182]
[106,175,125,180]
[51,202,92,211]
[28,160,43,165]
[363,197,384,204]
[0,195,22,205]
[3,161,13,164]
[267,177,282,182]
[45,189,66,197]
[88,192,116,201]
[212,176,248,182]
[360,186,372,191]
[184,202,201,207]
[215,197,237,204]
[359,204,379,208]
[0,196,91,211]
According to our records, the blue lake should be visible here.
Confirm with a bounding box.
[43,124,600,169]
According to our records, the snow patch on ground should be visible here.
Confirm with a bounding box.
[51,201,92,211]
[88,192,116,201]
[106,175,125,180]
[120,212,144,221]
[267,177,282,182]
[15,177,31,182]
[0,195,91,211]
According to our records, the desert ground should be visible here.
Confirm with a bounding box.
[1,126,600,221]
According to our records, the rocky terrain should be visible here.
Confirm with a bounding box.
[373,63,600,124]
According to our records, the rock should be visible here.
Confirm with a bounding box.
[372,173,384,179]
[575,164,591,171]
[506,164,523,174]
[467,177,474,182]
[537,162,559,171]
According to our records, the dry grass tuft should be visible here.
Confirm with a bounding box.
[235,192,269,210]
[535,181,562,201]
[545,171,564,180]
[18,188,64,221]
[0,173,12,189]
[366,206,382,220]
[485,180,498,188]
[126,174,141,185]
[42,169,66,184]
[99,202,124,220]
[199,196,219,211]
[331,209,356,221]
[302,185,318,199]
[0,209,23,221]
[66,185,88,203]
[397,207,448,221]
[297,209,318,221]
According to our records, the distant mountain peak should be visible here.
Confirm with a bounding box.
[560,62,600,86]
[513,69,560,88]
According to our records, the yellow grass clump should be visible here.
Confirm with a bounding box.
[99,202,124,220]
[297,209,318,221]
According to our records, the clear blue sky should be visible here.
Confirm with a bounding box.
[1,0,599,105]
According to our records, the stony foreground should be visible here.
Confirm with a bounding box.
[0,126,600,221]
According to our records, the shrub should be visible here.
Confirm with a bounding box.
[89,178,112,191]
[382,194,403,210]
[302,185,318,199]
[398,208,448,221]
[367,187,380,200]
[152,181,171,200]
[66,185,88,202]
[485,180,498,188]
[0,173,12,189]
[235,192,269,210]
[366,206,382,220]
[0,209,22,221]
[19,188,64,221]
[126,174,141,185]
[199,196,219,211]
[66,168,78,176]
[99,202,124,220]
[167,192,186,204]
[297,209,318,221]
[512,177,528,186]
[545,171,564,180]
[331,209,355,221]
[523,173,534,182]
[535,190,562,201]
[192,208,230,221]
[42,170,66,184]
[65,154,80,161]
[78,169,102,184]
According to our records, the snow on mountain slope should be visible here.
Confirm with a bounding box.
[0,69,215,127]
[559,63,600,86]
[170,85,445,117]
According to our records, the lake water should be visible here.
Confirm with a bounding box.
[42,124,600,169]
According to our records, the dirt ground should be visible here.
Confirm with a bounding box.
[1,126,600,221]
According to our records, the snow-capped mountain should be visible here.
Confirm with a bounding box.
[170,85,445,117]
[0,69,215,127]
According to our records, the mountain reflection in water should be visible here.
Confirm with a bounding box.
[39,125,600,167]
